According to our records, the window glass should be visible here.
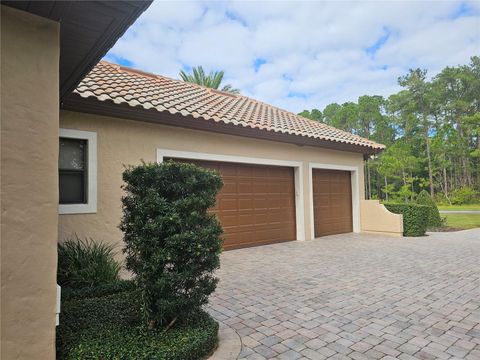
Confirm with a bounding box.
[59,138,85,170]
[59,172,85,203]
[59,138,87,204]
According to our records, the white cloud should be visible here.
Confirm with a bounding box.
[178,21,253,69]
[105,0,480,112]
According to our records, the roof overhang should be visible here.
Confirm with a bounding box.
[62,93,384,156]
[2,0,152,100]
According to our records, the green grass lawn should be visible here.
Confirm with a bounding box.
[437,204,480,211]
[443,213,480,229]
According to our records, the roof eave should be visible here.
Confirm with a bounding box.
[3,1,152,100]
[62,93,384,156]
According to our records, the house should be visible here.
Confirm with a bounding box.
[1,2,151,359]
[1,1,402,359]
[58,61,402,252]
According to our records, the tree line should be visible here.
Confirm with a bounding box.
[299,57,480,204]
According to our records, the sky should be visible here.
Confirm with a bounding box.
[105,0,480,113]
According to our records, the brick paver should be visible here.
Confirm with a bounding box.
[208,229,480,359]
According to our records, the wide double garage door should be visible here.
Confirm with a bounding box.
[171,159,297,250]
[170,159,353,248]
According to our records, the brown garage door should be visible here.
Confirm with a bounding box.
[312,169,352,237]
[170,159,296,250]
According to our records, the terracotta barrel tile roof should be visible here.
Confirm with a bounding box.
[73,61,385,152]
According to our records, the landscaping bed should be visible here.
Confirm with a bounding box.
[57,282,219,360]
[57,161,224,360]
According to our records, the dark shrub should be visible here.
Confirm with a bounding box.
[384,203,429,236]
[61,279,135,302]
[416,190,443,228]
[120,161,223,328]
[58,236,121,288]
[57,290,219,360]
[57,291,140,359]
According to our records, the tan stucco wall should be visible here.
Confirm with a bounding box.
[1,6,59,360]
[59,110,365,250]
[360,200,403,236]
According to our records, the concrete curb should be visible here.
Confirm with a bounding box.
[208,322,241,360]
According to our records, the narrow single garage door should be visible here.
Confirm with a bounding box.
[312,169,353,237]
[170,159,297,250]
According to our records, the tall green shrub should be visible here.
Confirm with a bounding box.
[120,161,223,328]
[58,236,121,288]
[383,203,429,236]
[416,190,443,227]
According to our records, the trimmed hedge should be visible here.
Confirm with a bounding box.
[57,289,218,360]
[67,312,218,360]
[57,291,141,359]
[416,190,443,228]
[384,203,429,236]
[61,279,135,302]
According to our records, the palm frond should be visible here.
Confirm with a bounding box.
[179,69,193,83]
[210,70,224,89]
[179,66,240,94]
[221,84,241,94]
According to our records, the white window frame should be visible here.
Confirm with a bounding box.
[59,129,97,214]
[308,163,360,238]
[157,149,306,242]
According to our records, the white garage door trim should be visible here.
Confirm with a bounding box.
[308,163,360,238]
[157,149,305,242]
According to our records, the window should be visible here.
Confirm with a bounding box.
[59,129,97,214]
[59,138,87,204]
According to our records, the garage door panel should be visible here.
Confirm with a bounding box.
[218,199,237,212]
[313,169,353,237]
[253,166,268,177]
[238,198,253,209]
[238,214,255,226]
[213,164,232,174]
[331,195,347,205]
[237,183,252,194]
[219,214,238,227]
[222,181,238,193]
[253,182,269,193]
[317,184,330,193]
[252,204,268,212]
[169,158,296,249]
[235,165,251,177]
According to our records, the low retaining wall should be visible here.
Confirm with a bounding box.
[360,200,403,236]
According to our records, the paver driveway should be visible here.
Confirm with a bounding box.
[208,229,480,360]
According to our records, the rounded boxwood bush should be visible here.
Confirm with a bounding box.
[383,203,429,236]
[416,190,443,228]
[120,161,223,328]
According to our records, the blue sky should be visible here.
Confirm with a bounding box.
[105,0,480,113]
